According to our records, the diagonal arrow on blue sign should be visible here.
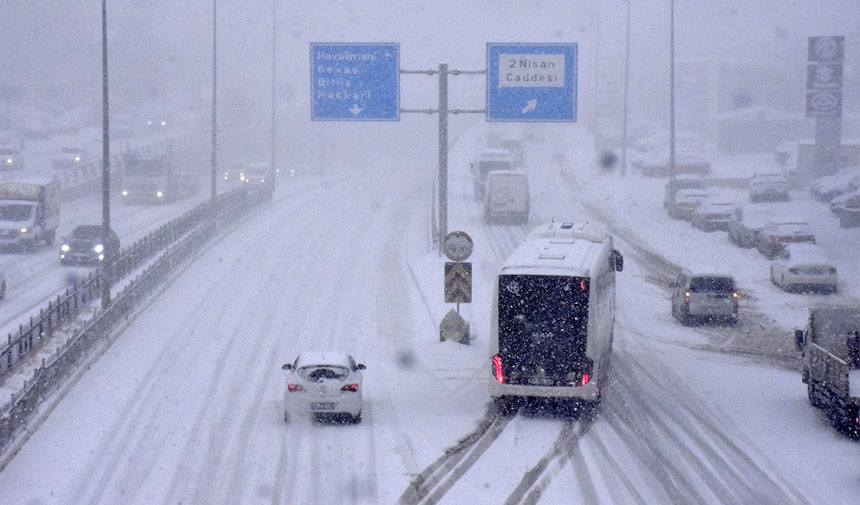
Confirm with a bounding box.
[310,43,400,121]
[487,43,577,122]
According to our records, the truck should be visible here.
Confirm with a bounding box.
[795,306,860,437]
[483,170,529,224]
[470,149,514,201]
[0,179,60,251]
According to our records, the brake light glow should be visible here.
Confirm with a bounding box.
[684,291,691,304]
[287,384,304,392]
[580,280,587,291]
[580,373,590,386]
[492,355,505,383]
[341,384,359,392]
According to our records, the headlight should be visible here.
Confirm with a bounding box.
[93,244,104,253]
[156,191,164,198]
[5,159,11,164]
[19,227,28,234]
[61,244,70,252]
[74,156,81,162]
[122,190,128,196]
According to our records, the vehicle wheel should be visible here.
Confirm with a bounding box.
[680,307,692,326]
[493,396,516,416]
[729,312,739,326]
[352,412,362,424]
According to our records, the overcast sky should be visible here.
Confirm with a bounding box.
[1,1,858,126]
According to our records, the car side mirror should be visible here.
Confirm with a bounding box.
[281,364,292,371]
[356,363,366,370]
[794,329,805,352]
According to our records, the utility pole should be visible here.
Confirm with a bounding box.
[621,0,632,178]
[669,0,677,213]
[101,0,112,308]
[211,0,218,207]
[271,0,277,191]
[438,64,448,244]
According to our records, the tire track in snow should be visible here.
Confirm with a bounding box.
[397,406,512,505]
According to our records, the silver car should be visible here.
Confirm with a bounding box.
[282,351,366,424]
[671,269,739,325]
[770,243,837,293]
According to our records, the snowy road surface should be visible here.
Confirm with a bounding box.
[1,126,858,504]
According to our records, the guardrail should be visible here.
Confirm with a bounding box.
[0,183,261,454]
[0,187,215,378]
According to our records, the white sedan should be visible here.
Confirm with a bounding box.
[770,243,837,293]
[282,351,365,424]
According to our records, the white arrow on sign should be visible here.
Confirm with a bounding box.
[349,104,363,115]
[521,99,537,114]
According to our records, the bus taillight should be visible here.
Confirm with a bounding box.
[492,355,505,383]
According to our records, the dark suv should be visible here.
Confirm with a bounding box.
[60,225,120,266]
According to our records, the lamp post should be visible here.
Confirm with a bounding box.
[211,0,218,207]
[100,0,112,308]
[271,0,277,191]
[669,0,677,213]
[621,0,631,178]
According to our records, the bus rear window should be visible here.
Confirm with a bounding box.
[497,274,589,382]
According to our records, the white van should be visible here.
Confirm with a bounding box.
[483,171,529,224]
[471,149,514,201]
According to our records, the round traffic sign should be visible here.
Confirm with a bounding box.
[443,231,473,261]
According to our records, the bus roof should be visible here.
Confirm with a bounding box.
[501,237,606,278]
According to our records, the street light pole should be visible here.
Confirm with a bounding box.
[211,0,218,207]
[621,0,632,178]
[271,0,277,190]
[101,0,112,308]
[669,0,677,212]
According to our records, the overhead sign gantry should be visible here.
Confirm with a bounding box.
[310,43,400,121]
[486,43,577,122]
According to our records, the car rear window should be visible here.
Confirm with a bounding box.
[689,276,734,293]
[298,365,349,381]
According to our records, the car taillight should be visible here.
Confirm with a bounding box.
[580,373,590,386]
[732,291,739,306]
[684,291,691,304]
[492,355,505,383]
[288,384,304,392]
[341,384,359,392]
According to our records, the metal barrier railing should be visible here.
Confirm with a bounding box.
[0,183,260,453]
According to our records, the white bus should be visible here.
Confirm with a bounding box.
[120,150,201,203]
[489,222,623,415]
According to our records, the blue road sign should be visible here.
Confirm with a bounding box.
[310,43,400,121]
[486,43,577,122]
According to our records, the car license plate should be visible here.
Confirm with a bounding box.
[311,402,335,411]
